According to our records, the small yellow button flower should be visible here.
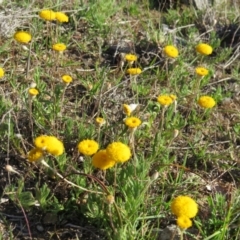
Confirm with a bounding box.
[177,216,192,229]
[125,54,137,62]
[92,149,115,170]
[157,95,176,106]
[169,94,177,101]
[124,117,141,129]
[196,43,213,55]
[126,68,142,75]
[34,135,49,150]
[28,88,39,96]
[198,96,216,108]
[62,75,72,84]
[171,196,198,218]
[34,135,64,156]
[52,43,67,52]
[27,148,44,162]
[78,139,99,156]
[95,117,106,127]
[14,31,32,44]
[39,10,56,21]
[195,67,209,76]
[0,67,5,78]
[163,45,179,58]
[55,12,69,23]
[46,137,64,156]
[106,142,131,163]
[122,104,138,116]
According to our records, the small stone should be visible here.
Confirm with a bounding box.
[36,224,44,232]
[158,225,181,240]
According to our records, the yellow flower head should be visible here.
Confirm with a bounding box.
[27,148,44,162]
[28,88,39,96]
[171,195,198,218]
[125,54,137,62]
[177,216,192,229]
[195,67,209,76]
[106,142,131,163]
[124,117,141,128]
[0,68,5,78]
[55,12,69,23]
[198,96,216,108]
[62,75,72,84]
[122,104,138,116]
[126,68,142,75]
[157,94,176,106]
[169,94,177,101]
[14,31,32,44]
[52,43,67,52]
[196,43,213,55]
[163,45,179,58]
[92,149,115,170]
[34,135,64,156]
[34,135,48,150]
[95,117,106,127]
[39,9,56,21]
[78,139,99,156]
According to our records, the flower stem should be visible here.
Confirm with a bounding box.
[180,229,184,240]
[159,106,166,137]
[40,159,103,194]
[129,128,137,175]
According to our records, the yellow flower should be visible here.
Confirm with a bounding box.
[39,10,56,21]
[95,117,106,127]
[126,68,142,75]
[125,54,137,62]
[195,67,209,76]
[163,45,179,58]
[196,43,213,55]
[14,31,32,44]
[62,75,72,84]
[44,136,64,156]
[92,149,115,170]
[177,216,192,229]
[157,95,176,106]
[27,148,44,162]
[124,117,141,128]
[169,94,177,101]
[78,139,99,156]
[198,96,216,108]
[122,104,138,116]
[34,135,48,149]
[34,135,64,156]
[106,142,131,163]
[52,43,67,52]
[0,68,5,78]
[28,88,39,96]
[171,196,198,218]
[55,12,69,23]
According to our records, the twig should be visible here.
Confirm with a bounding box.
[223,45,240,69]
[40,160,103,194]
[16,198,32,240]
[206,77,232,86]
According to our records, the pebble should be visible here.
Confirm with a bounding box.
[36,224,44,232]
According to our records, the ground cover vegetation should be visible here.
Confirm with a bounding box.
[0,0,239,239]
